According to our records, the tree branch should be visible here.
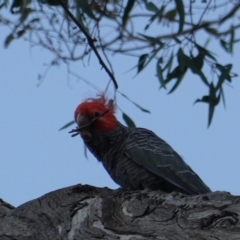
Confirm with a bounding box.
[56,0,118,89]
[0,184,239,239]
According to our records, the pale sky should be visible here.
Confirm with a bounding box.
[1,6,240,206]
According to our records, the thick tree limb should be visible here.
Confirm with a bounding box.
[0,184,239,239]
[0,199,14,220]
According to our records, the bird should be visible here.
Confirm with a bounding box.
[70,93,211,195]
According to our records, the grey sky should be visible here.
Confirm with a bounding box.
[1,14,240,206]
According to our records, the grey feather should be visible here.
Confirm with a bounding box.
[83,122,211,195]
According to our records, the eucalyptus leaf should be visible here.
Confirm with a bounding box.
[137,54,148,73]
[174,0,185,33]
[4,33,14,48]
[123,113,136,128]
[118,92,150,113]
[59,120,75,131]
[156,58,166,89]
[122,0,135,27]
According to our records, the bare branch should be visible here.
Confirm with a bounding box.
[56,0,119,89]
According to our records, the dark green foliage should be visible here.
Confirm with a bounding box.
[10,0,23,13]
[194,63,235,126]
[1,0,240,126]
[122,112,136,128]
[137,54,148,73]
[118,92,150,113]
[174,0,185,33]
[76,0,96,20]
[59,121,75,131]
[4,33,14,48]
[122,0,135,28]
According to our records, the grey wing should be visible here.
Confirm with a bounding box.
[125,128,211,195]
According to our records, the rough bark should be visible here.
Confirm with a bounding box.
[0,184,239,240]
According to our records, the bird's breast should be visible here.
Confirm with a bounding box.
[80,129,92,142]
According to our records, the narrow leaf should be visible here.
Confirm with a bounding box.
[229,26,235,53]
[216,64,232,89]
[123,113,136,128]
[177,47,186,71]
[193,53,204,70]
[174,0,185,33]
[184,54,209,86]
[220,39,230,53]
[194,96,210,105]
[4,33,14,48]
[76,0,96,20]
[20,7,32,23]
[10,0,22,13]
[118,92,150,113]
[164,48,188,92]
[173,37,181,44]
[84,144,88,159]
[205,27,218,36]
[163,52,174,72]
[122,0,135,27]
[144,46,163,68]
[144,1,158,12]
[17,29,25,38]
[220,88,226,108]
[59,120,75,131]
[138,34,164,46]
[145,6,165,30]
[166,65,183,82]
[137,54,148,73]
[196,44,217,61]
[156,58,166,89]
[208,83,218,127]
[75,7,89,34]
[168,70,186,94]
[164,9,177,21]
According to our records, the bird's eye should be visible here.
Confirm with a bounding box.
[94,112,100,117]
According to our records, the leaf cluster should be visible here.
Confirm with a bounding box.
[1,0,239,126]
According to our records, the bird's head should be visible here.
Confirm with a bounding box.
[72,93,117,141]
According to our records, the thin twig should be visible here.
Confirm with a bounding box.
[219,2,240,24]
[56,0,118,89]
[197,0,212,26]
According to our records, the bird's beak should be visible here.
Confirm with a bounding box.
[76,114,92,142]
[76,114,90,127]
